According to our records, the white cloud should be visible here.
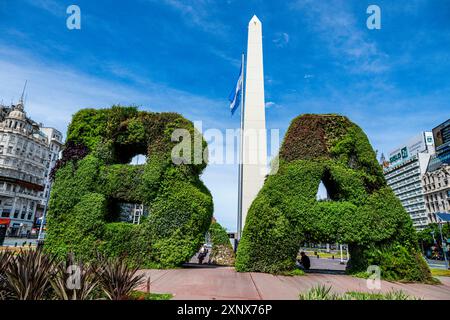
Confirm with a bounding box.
[208,47,241,68]
[0,46,240,231]
[157,0,229,36]
[273,32,290,48]
[0,46,230,130]
[291,0,389,74]
[265,101,276,108]
[270,83,450,160]
[24,0,65,17]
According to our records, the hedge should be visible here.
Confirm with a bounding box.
[45,106,213,268]
[236,114,433,282]
[208,221,235,266]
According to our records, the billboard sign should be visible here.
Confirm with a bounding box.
[432,119,450,152]
[389,133,429,166]
[425,131,434,146]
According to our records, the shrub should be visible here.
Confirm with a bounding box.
[208,221,235,266]
[0,251,12,300]
[299,285,416,300]
[3,249,55,300]
[50,254,99,300]
[0,250,168,301]
[209,221,231,246]
[236,114,432,282]
[96,256,145,300]
[45,106,213,268]
[299,285,341,300]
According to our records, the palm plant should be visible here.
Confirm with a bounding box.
[382,290,414,300]
[3,249,56,300]
[0,251,12,300]
[300,285,416,300]
[299,285,342,300]
[50,253,99,300]
[97,256,144,300]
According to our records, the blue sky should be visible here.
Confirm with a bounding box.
[0,0,449,231]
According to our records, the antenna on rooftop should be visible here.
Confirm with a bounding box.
[19,80,28,104]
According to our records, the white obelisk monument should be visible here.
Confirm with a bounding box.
[238,15,267,238]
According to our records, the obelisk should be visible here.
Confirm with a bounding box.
[239,15,267,237]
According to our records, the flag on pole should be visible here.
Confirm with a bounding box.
[229,60,244,115]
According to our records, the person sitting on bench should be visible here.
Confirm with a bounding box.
[297,251,311,270]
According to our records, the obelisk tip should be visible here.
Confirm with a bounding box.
[249,15,261,26]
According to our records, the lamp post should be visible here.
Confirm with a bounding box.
[38,183,52,241]
[431,230,436,245]
[438,222,449,270]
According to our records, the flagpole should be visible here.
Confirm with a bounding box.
[237,53,245,241]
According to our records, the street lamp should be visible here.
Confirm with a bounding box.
[339,244,344,265]
[436,213,450,270]
[38,184,52,241]
[439,223,449,270]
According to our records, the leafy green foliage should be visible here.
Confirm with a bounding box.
[0,250,160,300]
[49,141,89,181]
[299,285,416,300]
[45,106,213,268]
[209,221,231,246]
[208,221,235,266]
[299,285,341,300]
[278,269,305,276]
[236,114,432,282]
[128,291,172,300]
[417,223,450,248]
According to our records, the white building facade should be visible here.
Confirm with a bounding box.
[383,132,435,230]
[422,119,450,222]
[0,100,60,237]
[39,127,63,205]
[422,165,450,222]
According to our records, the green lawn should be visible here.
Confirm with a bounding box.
[278,269,305,276]
[431,269,450,277]
[299,251,348,260]
[129,291,173,300]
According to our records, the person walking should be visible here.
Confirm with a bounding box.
[198,245,206,264]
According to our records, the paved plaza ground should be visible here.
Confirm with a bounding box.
[137,261,450,300]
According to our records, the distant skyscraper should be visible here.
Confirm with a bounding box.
[383,132,435,230]
[39,127,63,204]
[427,119,450,171]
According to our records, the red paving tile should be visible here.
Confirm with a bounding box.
[137,267,450,300]
[139,267,261,300]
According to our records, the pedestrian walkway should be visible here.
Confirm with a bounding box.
[426,258,448,269]
[136,267,450,300]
